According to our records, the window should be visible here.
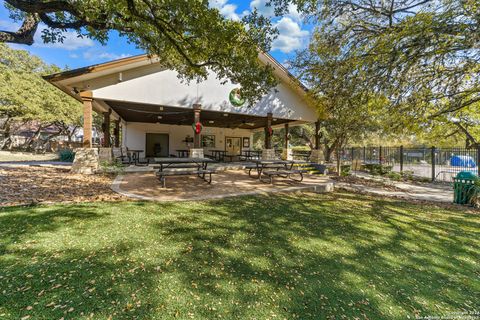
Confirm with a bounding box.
[201,135,215,148]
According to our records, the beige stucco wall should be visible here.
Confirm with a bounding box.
[122,122,253,158]
[92,69,317,122]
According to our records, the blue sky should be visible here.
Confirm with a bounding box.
[0,0,312,70]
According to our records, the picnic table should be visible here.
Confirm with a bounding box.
[176,149,189,158]
[127,149,143,165]
[153,157,216,187]
[240,150,261,161]
[209,150,237,162]
[248,159,307,183]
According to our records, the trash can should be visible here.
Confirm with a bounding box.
[453,171,478,204]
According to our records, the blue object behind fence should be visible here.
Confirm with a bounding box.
[450,155,476,168]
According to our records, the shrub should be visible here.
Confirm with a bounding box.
[402,170,414,180]
[58,149,75,162]
[340,164,351,176]
[387,172,402,181]
[363,164,393,176]
[99,160,125,174]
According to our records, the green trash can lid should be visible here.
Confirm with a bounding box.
[456,171,478,180]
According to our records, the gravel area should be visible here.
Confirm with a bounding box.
[0,166,125,207]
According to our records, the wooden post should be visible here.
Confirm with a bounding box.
[379,146,383,165]
[80,91,93,148]
[284,123,289,150]
[102,109,111,147]
[264,112,273,149]
[315,120,320,150]
[193,104,201,148]
[114,120,120,148]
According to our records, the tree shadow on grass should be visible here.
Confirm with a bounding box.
[151,193,480,319]
[0,193,478,319]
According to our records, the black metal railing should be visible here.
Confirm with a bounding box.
[341,146,480,182]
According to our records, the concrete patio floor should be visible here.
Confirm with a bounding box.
[112,169,334,201]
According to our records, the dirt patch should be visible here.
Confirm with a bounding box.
[0,166,125,207]
[331,175,404,191]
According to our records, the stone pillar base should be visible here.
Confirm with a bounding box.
[71,148,99,174]
[262,149,276,160]
[189,148,204,158]
[310,149,325,164]
[282,148,293,160]
[98,147,113,162]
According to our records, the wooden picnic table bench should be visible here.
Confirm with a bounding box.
[261,169,308,184]
[156,169,215,188]
[153,157,216,188]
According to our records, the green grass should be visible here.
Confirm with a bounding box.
[0,193,478,319]
[0,151,58,162]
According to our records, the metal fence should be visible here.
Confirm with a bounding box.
[341,146,480,182]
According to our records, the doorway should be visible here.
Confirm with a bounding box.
[145,133,169,157]
[225,137,241,155]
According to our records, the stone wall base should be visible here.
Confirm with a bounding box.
[310,149,325,164]
[98,147,113,162]
[282,148,293,160]
[189,148,204,158]
[71,148,99,174]
[262,149,276,160]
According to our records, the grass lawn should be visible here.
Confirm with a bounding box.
[0,192,478,319]
[0,151,58,162]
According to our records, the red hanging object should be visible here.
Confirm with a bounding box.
[192,122,203,134]
[268,127,273,136]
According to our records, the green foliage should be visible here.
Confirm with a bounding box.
[0,44,81,123]
[99,160,125,174]
[340,165,351,176]
[363,164,393,176]
[291,0,480,145]
[387,172,402,181]
[291,31,388,160]
[0,193,478,319]
[58,148,75,162]
[2,0,278,103]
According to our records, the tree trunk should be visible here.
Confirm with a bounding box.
[0,117,13,150]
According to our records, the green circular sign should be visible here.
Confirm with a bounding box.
[229,88,245,107]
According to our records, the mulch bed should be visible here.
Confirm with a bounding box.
[0,166,125,207]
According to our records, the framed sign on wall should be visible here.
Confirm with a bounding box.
[243,137,250,148]
[201,135,215,148]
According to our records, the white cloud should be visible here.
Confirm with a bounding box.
[33,29,95,50]
[250,0,275,17]
[82,49,131,61]
[271,17,309,53]
[220,4,241,21]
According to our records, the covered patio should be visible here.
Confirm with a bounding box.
[44,53,331,196]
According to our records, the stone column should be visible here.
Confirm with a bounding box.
[262,113,275,160]
[80,91,93,148]
[190,103,204,158]
[282,122,292,160]
[310,120,325,164]
[114,120,120,147]
[102,109,111,147]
